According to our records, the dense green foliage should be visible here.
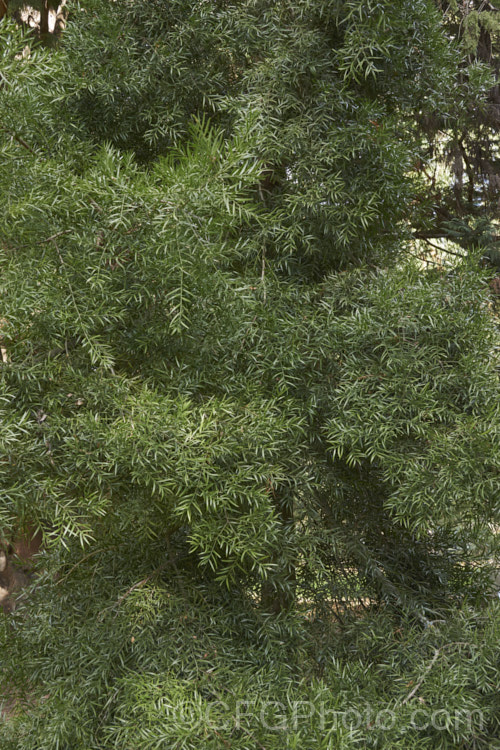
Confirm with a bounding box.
[0,2,499,748]
[2,583,500,748]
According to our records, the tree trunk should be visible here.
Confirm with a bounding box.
[40,0,50,36]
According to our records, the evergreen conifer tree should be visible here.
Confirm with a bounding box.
[0,3,499,747]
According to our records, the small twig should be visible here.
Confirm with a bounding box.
[401,648,441,705]
[114,576,152,611]
[7,231,71,251]
[421,237,467,258]
[113,554,188,615]
[51,239,65,266]
[408,251,441,266]
[40,230,71,244]
[0,124,38,156]
[355,372,385,381]
[56,548,105,585]
[401,642,471,705]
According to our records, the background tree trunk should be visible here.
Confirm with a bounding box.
[40,0,50,36]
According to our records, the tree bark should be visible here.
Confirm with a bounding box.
[40,0,50,36]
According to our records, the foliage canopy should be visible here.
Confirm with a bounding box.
[0,2,499,748]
